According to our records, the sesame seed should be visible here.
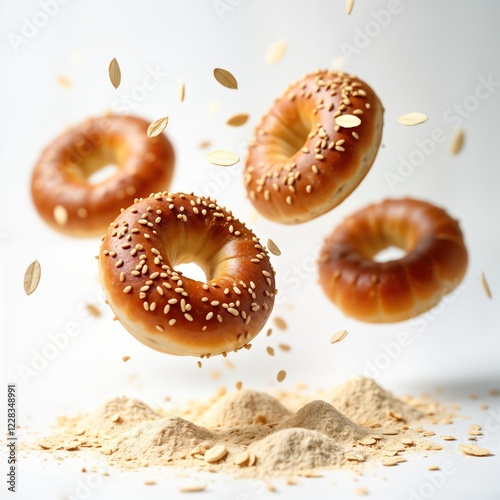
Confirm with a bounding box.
[184,313,194,322]
[168,319,176,326]
[206,312,214,320]
[227,308,239,316]
[123,286,132,293]
[286,196,293,205]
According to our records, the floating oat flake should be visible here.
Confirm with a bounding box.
[108,58,121,89]
[213,68,238,89]
[178,78,185,102]
[397,112,428,126]
[147,117,169,138]
[331,329,348,344]
[345,0,355,15]
[24,259,41,296]
[273,316,287,330]
[277,370,287,382]
[266,238,281,256]
[206,150,240,167]
[335,114,361,128]
[450,128,465,155]
[266,39,287,65]
[227,113,249,127]
[479,270,492,299]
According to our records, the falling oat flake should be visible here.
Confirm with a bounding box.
[227,113,249,127]
[147,117,169,138]
[206,150,240,167]
[108,58,121,89]
[397,112,428,126]
[267,238,281,256]
[479,270,492,299]
[335,114,361,128]
[213,68,238,89]
[450,128,465,155]
[178,79,185,102]
[345,0,355,15]
[24,259,41,296]
[266,39,287,65]
[331,329,348,344]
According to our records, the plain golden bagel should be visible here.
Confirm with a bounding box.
[31,114,175,237]
[244,69,384,224]
[318,198,468,323]
[99,192,277,357]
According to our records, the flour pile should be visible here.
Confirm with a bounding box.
[33,377,460,478]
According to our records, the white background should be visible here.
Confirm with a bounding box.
[1,0,499,499]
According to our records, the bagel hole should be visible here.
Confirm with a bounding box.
[86,163,118,184]
[280,116,311,158]
[174,263,207,283]
[77,145,122,184]
[372,245,406,263]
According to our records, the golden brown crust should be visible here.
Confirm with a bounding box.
[31,115,175,237]
[99,192,277,357]
[245,70,384,224]
[318,198,468,323]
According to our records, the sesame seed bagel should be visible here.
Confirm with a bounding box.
[99,192,277,357]
[318,198,468,323]
[31,114,175,237]
[245,70,383,224]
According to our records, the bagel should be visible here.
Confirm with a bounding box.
[318,198,468,323]
[99,192,277,357]
[245,69,383,224]
[31,114,175,237]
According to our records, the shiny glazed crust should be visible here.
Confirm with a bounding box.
[245,70,384,224]
[31,115,175,237]
[99,192,277,357]
[318,198,468,323]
